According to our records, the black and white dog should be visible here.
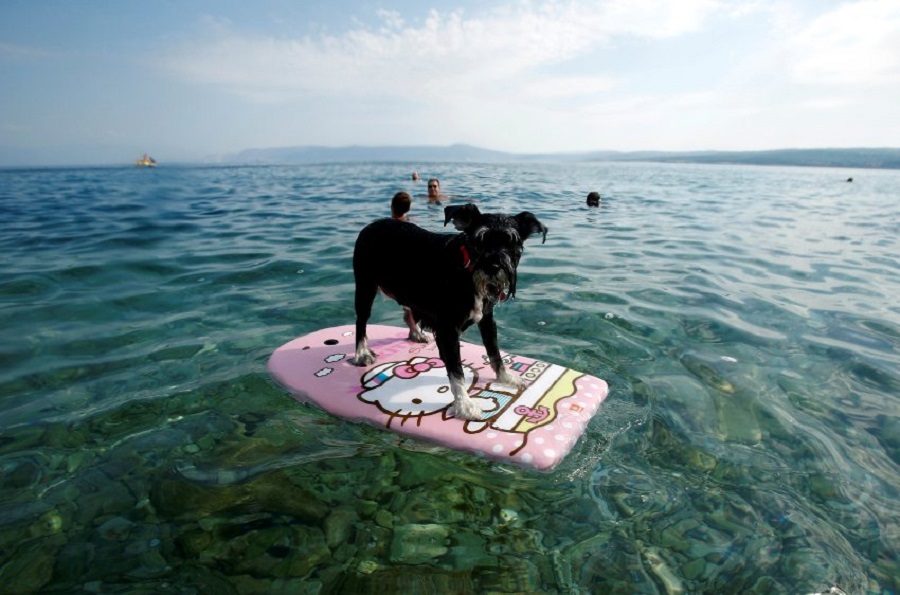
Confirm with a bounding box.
[350,204,547,420]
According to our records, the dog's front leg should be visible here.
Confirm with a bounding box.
[435,328,483,420]
[478,312,525,389]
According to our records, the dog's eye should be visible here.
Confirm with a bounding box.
[481,230,518,248]
[503,235,520,250]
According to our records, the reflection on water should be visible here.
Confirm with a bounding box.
[1,162,898,592]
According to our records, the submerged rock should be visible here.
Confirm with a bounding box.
[229,575,320,595]
[96,516,135,541]
[642,545,686,594]
[336,567,474,594]
[444,529,498,571]
[215,523,330,579]
[477,556,542,593]
[681,556,708,581]
[324,506,360,549]
[353,521,392,559]
[374,508,393,529]
[390,523,450,564]
[151,468,328,522]
[0,540,58,593]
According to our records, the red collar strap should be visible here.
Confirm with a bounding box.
[460,245,473,272]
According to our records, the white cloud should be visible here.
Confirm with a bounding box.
[801,97,851,110]
[159,0,724,104]
[522,75,620,99]
[787,0,900,86]
[147,0,899,152]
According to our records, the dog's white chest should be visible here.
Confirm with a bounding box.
[468,292,486,324]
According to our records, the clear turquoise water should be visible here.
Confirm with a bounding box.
[1,162,898,593]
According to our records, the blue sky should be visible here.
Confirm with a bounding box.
[1,0,898,165]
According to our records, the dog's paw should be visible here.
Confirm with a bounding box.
[408,328,429,343]
[448,398,484,421]
[350,350,376,367]
[494,369,526,389]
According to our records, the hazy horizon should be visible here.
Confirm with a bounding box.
[4,144,900,170]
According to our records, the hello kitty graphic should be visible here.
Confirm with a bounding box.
[357,356,498,427]
[354,349,586,451]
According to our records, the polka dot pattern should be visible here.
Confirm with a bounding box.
[469,370,610,470]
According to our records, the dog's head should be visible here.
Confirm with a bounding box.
[444,204,547,301]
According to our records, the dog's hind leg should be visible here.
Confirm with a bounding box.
[351,279,378,366]
[434,328,483,420]
[402,307,428,343]
[478,313,525,389]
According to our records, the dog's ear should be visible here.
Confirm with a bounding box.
[513,212,548,244]
[444,204,481,231]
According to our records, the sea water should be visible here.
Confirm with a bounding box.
[1,162,898,593]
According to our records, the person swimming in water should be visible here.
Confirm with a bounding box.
[391,191,411,221]
[426,178,453,204]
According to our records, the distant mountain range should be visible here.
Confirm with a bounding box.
[229,144,900,169]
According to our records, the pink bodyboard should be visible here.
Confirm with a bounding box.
[267,325,609,471]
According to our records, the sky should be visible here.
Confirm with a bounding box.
[1,0,898,165]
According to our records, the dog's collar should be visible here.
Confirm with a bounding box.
[460,245,473,272]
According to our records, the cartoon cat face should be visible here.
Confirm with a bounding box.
[359,357,476,424]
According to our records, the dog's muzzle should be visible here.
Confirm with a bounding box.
[473,261,515,303]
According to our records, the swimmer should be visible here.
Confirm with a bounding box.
[586,191,601,207]
[391,191,411,221]
[426,178,452,204]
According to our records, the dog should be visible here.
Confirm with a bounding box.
[350,204,547,420]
